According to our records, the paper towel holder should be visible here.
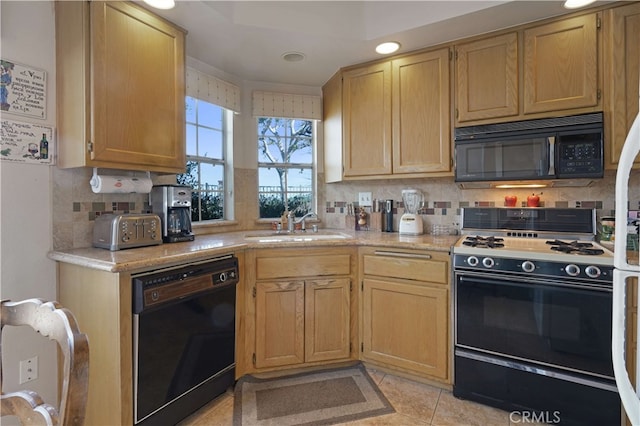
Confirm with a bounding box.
[90,168,152,194]
[90,168,151,186]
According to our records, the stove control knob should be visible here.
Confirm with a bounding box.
[521,261,536,273]
[482,257,495,268]
[585,265,601,278]
[565,264,581,277]
[467,256,479,267]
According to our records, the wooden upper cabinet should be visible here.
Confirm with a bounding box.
[604,2,640,170]
[523,13,600,114]
[335,48,453,180]
[342,62,392,177]
[323,72,344,183]
[56,1,186,173]
[392,48,452,174]
[455,32,519,123]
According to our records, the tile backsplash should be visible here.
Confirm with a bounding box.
[53,167,637,250]
[318,171,638,234]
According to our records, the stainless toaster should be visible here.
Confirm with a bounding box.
[93,213,162,251]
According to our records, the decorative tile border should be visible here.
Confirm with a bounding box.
[70,200,151,221]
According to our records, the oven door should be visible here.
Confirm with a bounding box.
[455,271,613,379]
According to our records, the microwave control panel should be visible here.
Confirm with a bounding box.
[557,135,603,176]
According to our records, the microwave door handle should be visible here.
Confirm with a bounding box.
[547,136,556,176]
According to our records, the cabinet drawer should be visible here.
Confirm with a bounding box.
[256,254,351,280]
[363,252,448,284]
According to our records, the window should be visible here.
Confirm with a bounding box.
[257,117,315,218]
[178,96,232,222]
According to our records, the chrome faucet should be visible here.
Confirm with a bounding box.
[287,211,317,232]
[297,212,317,232]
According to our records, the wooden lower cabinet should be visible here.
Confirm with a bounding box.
[305,278,352,362]
[362,278,448,380]
[359,248,451,384]
[255,280,305,368]
[57,263,135,425]
[254,278,351,368]
[245,247,357,373]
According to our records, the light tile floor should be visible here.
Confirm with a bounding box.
[179,366,541,426]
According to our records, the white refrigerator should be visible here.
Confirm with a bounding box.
[612,108,640,424]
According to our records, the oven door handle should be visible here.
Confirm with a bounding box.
[457,273,611,292]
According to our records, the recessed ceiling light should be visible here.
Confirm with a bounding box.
[282,52,306,62]
[563,0,596,9]
[143,0,175,10]
[376,42,400,55]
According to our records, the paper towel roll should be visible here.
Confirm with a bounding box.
[90,175,153,194]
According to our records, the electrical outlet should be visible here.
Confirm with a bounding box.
[358,192,373,207]
[19,356,38,384]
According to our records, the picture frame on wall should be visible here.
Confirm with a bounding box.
[1,59,47,119]
[1,118,54,165]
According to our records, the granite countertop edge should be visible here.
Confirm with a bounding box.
[48,230,461,273]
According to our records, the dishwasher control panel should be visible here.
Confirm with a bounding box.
[132,255,239,313]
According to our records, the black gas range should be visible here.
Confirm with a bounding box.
[452,207,620,426]
[453,233,614,284]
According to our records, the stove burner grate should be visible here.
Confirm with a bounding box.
[463,236,505,248]
[545,240,604,256]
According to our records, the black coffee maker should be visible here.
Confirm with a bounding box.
[151,185,195,243]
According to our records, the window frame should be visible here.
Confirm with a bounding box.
[257,117,317,220]
[180,96,234,223]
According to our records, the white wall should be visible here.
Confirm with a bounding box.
[0,0,59,414]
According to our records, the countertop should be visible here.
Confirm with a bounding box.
[48,230,460,273]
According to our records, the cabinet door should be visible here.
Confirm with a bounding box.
[605,3,640,170]
[342,63,392,177]
[255,280,305,368]
[455,32,519,122]
[523,14,599,114]
[392,49,452,174]
[90,1,186,171]
[305,278,350,362]
[323,72,344,183]
[362,278,448,380]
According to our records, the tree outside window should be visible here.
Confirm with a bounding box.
[178,96,227,222]
[258,117,315,218]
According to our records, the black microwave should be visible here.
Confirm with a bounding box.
[454,113,604,183]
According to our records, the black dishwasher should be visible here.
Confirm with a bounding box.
[132,255,238,425]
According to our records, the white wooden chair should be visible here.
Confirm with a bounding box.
[1,298,89,425]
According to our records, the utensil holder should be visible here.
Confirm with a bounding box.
[369,212,382,231]
[345,215,357,230]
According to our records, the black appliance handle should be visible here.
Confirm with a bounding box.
[548,135,556,176]
[456,272,611,293]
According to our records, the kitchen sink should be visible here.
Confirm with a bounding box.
[243,230,351,243]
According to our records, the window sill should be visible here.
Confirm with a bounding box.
[192,220,239,234]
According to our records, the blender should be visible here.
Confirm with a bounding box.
[399,189,424,235]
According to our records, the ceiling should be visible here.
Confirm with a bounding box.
[144,1,585,87]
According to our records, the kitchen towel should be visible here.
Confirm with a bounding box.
[90,174,153,194]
